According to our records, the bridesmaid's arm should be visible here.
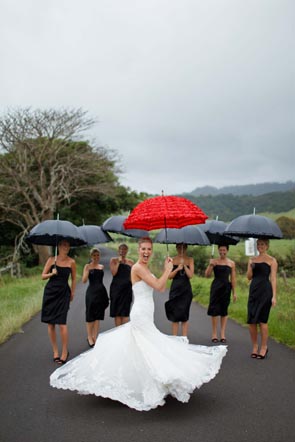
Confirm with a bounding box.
[41,257,56,280]
[70,260,77,301]
[82,264,90,283]
[230,262,237,302]
[184,257,194,278]
[270,258,278,307]
[110,257,120,276]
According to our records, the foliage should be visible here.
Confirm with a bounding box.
[184,190,295,222]
[0,107,124,263]
[276,216,295,239]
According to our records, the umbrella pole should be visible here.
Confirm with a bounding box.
[211,215,218,257]
[164,215,169,256]
[54,213,59,268]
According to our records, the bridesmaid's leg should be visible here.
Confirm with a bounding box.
[115,317,122,327]
[172,322,179,336]
[220,316,228,340]
[211,316,218,340]
[93,320,100,341]
[59,324,69,360]
[181,321,189,337]
[259,323,268,356]
[121,316,129,325]
[48,324,59,359]
[248,323,259,355]
[86,322,95,346]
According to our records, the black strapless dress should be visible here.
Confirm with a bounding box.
[207,265,232,317]
[41,265,71,324]
[110,263,133,317]
[85,269,109,322]
[247,262,273,324]
[165,265,193,322]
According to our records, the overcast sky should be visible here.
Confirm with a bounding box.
[1,0,294,195]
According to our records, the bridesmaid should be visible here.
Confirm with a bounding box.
[41,239,76,364]
[82,247,109,347]
[246,238,277,359]
[109,243,134,326]
[165,243,194,337]
[205,244,237,343]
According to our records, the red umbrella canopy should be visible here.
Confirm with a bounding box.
[123,195,208,231]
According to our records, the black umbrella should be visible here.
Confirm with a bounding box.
[102,215,149,238]
[154,225,210,245]
[26,219,87,247]
[78,225,113,246]
[198,220,240,246]
[225,214,283,239]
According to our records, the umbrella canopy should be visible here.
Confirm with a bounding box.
[26,219,87,246]
[199,220,240,245]
[154,225,210,245]
[78,225,113,246]
[102,215,149,238]
[224,214,283,239]
[123,195,208,231]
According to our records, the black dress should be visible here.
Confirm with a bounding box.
[110,263,133,317]
[86,269,109,322]
[41,265,71,324]
[165,265,193,322]
[207,265,232,317]
[247,262,273,324]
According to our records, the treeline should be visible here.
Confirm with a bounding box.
[190,181,295,196]
[184,190,295,222]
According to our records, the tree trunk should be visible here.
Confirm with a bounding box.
[37,245,52,266]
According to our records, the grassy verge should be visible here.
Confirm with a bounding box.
[191,275,295,349]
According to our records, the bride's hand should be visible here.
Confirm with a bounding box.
[164,257,173,272]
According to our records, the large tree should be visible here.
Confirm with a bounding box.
[0,107,121,263]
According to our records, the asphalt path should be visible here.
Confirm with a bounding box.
[0,247,294,442]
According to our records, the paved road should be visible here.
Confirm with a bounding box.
[0,247,294,442]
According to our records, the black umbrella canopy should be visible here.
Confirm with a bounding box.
[77,225,113,246]
[199,220,240,245]
[225,214,283,239]
[26,219,87,246]
[154,225,210,245]
[102,215,149,238]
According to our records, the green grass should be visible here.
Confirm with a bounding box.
[191,275,295,349]
[0,274,45,343]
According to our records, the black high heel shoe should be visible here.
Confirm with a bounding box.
[87,339,95,348]
[257,348,268,359]
[58,351,69,365]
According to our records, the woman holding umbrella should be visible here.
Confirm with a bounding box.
[109,243,134,327]
[246,238,278,359]
[82,247,109,347]
[41,239,76,364]
[205,244,237,343]
[165,243,194,337]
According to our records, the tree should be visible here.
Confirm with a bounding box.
[0,107,121,264]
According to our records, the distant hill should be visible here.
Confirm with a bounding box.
[183,190,295,222]
[189,181,295,196]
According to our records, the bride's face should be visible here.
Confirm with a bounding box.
[138,241,153,264]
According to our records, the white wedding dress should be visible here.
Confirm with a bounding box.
[50,280,227,411]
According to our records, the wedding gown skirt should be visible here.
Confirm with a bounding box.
[50,280,227,411]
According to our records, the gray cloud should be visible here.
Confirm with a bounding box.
[1,0,294,195]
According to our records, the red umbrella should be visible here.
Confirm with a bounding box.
[123,195,208,231]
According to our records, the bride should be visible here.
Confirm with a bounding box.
[50,237,227,411]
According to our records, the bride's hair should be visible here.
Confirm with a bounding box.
[138,236,152,246]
